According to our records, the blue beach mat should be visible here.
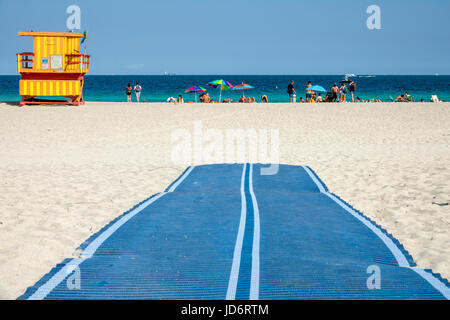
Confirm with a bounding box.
[18,164,450,300]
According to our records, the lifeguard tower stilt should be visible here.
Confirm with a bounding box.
[16,32,90,106]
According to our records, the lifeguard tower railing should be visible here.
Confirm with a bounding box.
[16,52,90,73]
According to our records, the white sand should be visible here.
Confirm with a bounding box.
[0,101,449,299]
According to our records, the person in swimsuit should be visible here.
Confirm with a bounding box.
[261,95,268,103]
[349,81,356,102]
[305,81,312,101]
[405,92,414,102]
[287,80,296,103]
[339,83,347,102]
[134,82,142,103]
[126,83,132,102]
[316,93,323,102]
[331,84,339,102]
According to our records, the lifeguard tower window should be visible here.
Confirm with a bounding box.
[21,54,33,69]
[51,55,63,69]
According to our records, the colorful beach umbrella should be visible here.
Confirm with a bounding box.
[185,86,207,102]
[232,83,255,98]
[207,79,233,102]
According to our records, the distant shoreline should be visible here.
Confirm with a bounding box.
[1,101,448,106]
[2,75,449,103]
[1,74,450,76]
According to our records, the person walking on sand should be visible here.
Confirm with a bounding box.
[349,81,356,102]
[331,83,339,102]
[287,80,296,103]
[126,83,132,102]
[134,82,142,103]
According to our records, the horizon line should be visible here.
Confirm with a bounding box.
[1,74,448,76]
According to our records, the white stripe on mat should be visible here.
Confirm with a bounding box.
[27,167,195,300]
[302,165,450,300]
[411,268,450,299]
[167,166,194,192]
[226,163,248,300]
[248,163,260,300]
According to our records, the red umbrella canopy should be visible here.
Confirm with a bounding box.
[232,83,255,98]
[232,84,255,91]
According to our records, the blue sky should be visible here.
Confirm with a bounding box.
[0,0,449,75]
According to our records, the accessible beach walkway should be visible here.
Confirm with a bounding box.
[19,164,450,300]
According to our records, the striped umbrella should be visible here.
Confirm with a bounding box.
[232,83,255,99]
[185,86,207,102]
[207,79,233,102]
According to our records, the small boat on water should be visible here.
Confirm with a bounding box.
[339,74,356,84]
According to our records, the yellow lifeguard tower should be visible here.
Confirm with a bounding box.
[16,32,90,106]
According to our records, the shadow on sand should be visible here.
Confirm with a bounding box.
[0,101,71,107]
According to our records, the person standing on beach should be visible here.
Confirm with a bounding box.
[126,83,132,102]
[287,80,296,103]
[339,83,347,102]
[134,82,142,103]
[306,81,312,101]
[349,81,356,102]
[331,84,339,102]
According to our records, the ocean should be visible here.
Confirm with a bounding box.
[1,75,449,103]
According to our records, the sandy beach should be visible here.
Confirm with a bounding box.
[0,101,449,299]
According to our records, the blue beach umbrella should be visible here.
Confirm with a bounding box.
[307,85,327,93]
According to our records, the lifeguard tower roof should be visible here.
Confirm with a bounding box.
[18,32,85,37]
